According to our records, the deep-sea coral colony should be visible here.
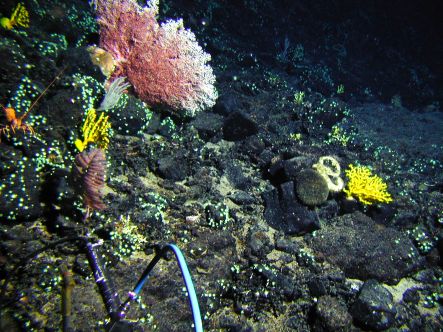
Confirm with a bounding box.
[95,0,217,116]
[0,3,29,30]
[343,164,393,205]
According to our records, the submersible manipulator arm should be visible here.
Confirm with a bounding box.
[85,241,203,332]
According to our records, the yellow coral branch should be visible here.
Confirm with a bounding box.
[343,164,393,205]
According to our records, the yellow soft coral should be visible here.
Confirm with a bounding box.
[0,3,29,30]
[343,164,393,205]
[75,109,111,152]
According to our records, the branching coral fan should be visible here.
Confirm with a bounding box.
[94,0,218,116]
[343,164,393,205]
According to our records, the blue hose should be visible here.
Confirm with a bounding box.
[117,243,203,332]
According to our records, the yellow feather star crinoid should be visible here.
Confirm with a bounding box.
[75,109,111,152]
[1,3,30,30]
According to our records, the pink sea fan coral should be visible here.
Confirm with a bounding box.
[95,0,218,116]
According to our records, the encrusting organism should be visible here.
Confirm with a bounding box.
[87,45,116,77]
[312,156,344,192]
[0,3,29,30]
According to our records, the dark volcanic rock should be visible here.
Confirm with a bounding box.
[263,181,320,235]
[223,112,258,141]
[308,211,424,284]
[191,111,224,140]
[350,279,397,331]
[314,295,353,331]
[157,153,189,181]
